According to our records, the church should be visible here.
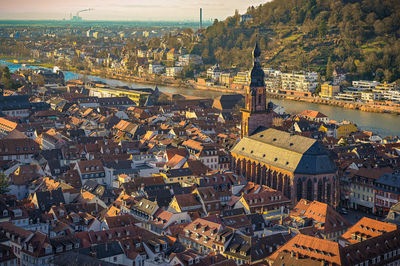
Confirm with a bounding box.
[231,43,338,207]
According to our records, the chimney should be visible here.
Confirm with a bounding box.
[200,8,203,29]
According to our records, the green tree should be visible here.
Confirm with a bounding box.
[0,67,12,89]
[318,19,327,38]
[326,57,333,81]
[0,173,9,194]
[232,98,245,115]
[35,75,45,86]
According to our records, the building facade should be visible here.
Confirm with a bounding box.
[232,43,338,207]
[231,129,338,206]
[240,43,275,138]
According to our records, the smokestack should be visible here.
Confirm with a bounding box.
[200,8,203,29]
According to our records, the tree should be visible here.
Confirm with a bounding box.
[374,20,386,35]
[0,67,12,89]
[0,173,9,194]
[157,93,171,105]
[318,19,327,38]
[232,98,245,114]
[326,57,333,81]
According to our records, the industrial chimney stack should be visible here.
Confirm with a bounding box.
[200,8,203,29]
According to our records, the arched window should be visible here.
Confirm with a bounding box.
[307,179,313,201]
[317,180,324,202]
[296,179,303,201]
[326,183,331,204]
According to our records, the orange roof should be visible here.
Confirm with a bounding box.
[290,199,350,233]
[0,117,18,132]
[181,139,203,151]
[341,217,397,244]
[81,191,96,201]
[106,206,121,217]
[119,174,130,180]
[166,148,189,161]
[269,234,341,265]
[299,110,327,118]
[166,154,186,168]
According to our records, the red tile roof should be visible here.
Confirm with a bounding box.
[341,217,397,245]
[269,234,342,265]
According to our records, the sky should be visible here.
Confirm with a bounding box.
[0,0,268,21]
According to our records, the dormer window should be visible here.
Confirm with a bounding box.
[45,245,52,254]
[3,210,8,216]
[188,258,193,265]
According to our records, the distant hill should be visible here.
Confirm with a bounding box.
[195,0,400,82]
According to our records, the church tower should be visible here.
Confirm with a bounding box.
[241,42,274,138]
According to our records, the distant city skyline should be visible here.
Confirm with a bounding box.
[0,0,269,21]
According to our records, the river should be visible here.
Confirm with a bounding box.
[2,60,399,137]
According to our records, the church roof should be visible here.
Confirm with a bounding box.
[231,128,336,175]
[213,94,244,111]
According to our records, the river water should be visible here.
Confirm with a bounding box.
[2,60,399,137]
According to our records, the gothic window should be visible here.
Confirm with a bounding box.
[297,179,303,201]
[317,180,323,202]
[326,183,331,204]
[306,179,313,201]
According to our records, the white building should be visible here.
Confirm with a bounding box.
[165,67,183,77]
[148,64,165,75]
[207,64,221,81]
[281,71,318,92]
[177,54,203,66]
[352,80,379,90]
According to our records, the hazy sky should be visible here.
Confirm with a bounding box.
[0,0,268,21]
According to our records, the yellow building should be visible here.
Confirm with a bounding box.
[319,122,358,139]
[118,174,131,184]
[375,82,397,91]
[167,48,177,61]
[219,73,234,86]
[335,123,358,139]
[88,87,150,106]
[320,83,340,98]
[233,72,249,86]
[159,169,195,185]
[169,197,182,212]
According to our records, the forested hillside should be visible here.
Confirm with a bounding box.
[193,0,400,82]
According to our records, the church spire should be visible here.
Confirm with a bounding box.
[250,41,265,87]
[241,40,274,138]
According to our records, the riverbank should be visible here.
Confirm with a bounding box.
[1,59,398,137]
[77,68,400,115]
[5,58,398,115]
